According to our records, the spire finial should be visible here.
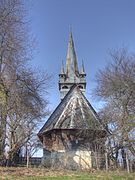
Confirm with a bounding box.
[69,25,72,34]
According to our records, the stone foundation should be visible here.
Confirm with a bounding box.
[42,148,92,170]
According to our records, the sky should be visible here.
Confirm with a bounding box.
[26,0,135,156]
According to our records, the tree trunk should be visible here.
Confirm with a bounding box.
[121,148,126,169]
[26,154,30,168]
[105,152,109,171]
[0,112,7,157]
[95,151,99,170]
[126,152,130,173]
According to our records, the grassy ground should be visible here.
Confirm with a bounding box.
[0,167,134,180]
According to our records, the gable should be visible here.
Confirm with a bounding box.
[38,85,104,136]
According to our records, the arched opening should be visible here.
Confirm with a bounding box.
[62,86,68,89]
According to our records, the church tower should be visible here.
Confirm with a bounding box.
[59,32,86,100]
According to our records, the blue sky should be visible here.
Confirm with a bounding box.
[28,0,135,117]
[27,0,135,156]
[28,0,135,111]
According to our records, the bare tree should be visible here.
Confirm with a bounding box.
[5,69,50,166]
[0,0,51,165]
[94,48,135,169]
[24,135,42,168]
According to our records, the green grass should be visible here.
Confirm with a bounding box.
[0,167,134,180]
[2,171,135,180]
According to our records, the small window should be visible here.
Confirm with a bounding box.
[78,85,83,89]
[62,86,68,89]
[80,74,85,78]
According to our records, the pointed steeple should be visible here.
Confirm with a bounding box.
[59,32,86,100]
[66,31,79,76]
[80,60,86,74]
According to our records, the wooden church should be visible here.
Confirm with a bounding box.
[38,32,107,169]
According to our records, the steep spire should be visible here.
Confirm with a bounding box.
[80,60,86,74]
[66,31,79,76]
[59,32,86,100]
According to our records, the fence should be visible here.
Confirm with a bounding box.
[18,157,42,167]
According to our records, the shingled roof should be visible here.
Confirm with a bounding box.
[38,85,104,136]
